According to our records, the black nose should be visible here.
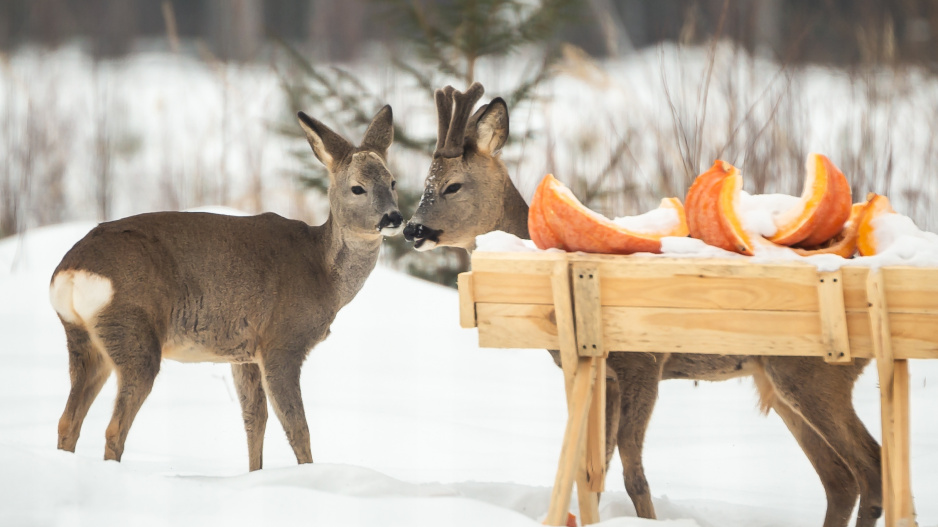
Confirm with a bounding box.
[403,222,423,241]
[403,222,442,242]
[379,211,403,230]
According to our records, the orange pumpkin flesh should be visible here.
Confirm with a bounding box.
[529,174,687,254]
[857,194,894,256]
[768,154,852,247]
[542,512,578,527]
[528,172,564,250]
[685,161,755,255]
[792,197,875,258]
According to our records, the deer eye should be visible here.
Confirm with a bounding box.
[443,183,462,195]
[351,186,366,195]
[391,180,396,190]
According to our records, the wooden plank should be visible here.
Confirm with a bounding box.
[892,360,915,525]
[601,307,824,356]
[472,271,553,305]
[602,308,938,359]
[847,312,938,359]
[551,258,578,392]
[845,266,938,314]
[457,273,477,328]
[584,358,606,493]
[471,267,938,314]
[476,303,558,349]
[471,253,938,314]
[869,269,899,527]
[545,357,598,526]
[572,263,605,357]
[471,251,564,275]
[575,485,600,526]
[474,303,938,359]
[816,269,852,363]
[600,274,819,311]
[571,254,819,280]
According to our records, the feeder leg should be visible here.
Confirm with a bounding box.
[545,357,598,526]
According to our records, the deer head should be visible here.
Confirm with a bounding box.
[298,105,403,238]
[404,83,527,252]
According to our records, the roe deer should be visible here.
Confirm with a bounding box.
[50,106,402,471]
[404,83,883,527]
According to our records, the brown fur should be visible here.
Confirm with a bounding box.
[51,106,402,471]
[407,84,883,527]
[404,84,527,252]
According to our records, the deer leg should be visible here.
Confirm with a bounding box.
[763,358,882,527]
[260,352,312,465]
[58,323,113,452]
[605,367,621,470]
[610,353,662,519]
[98,312,161,462]
[232,363,268,471]
[769,394,860,527]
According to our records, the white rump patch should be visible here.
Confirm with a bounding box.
[50,270,114,325]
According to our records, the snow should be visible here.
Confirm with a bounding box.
[737,191,801,238]
[612,205,681,234]
[3,221,938,527]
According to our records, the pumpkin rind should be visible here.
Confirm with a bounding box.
[529,174,686,254]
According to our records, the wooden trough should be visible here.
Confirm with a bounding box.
[457,251,937,527]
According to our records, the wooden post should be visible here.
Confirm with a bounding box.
[551,258,577,391]
[544,357,598,526]
[892,359,915,525]
[817,269,852,363]
[867,269,916,526]
[457,273,476,328]
[570,262,607,498]
[548,258,604,525]
[584,358,606,494]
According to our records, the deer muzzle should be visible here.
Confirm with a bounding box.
[403,222,442,251]
[378,211,404,236]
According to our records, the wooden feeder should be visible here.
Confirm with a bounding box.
[458,251,935,527]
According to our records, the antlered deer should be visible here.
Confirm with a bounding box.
[405,83,883,527]
[50,106,402,471]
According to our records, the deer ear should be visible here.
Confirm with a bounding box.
[361,105,394,157]
[472,97,509,156]
[297,111,353,172]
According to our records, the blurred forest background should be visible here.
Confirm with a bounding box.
[1,0,937,284]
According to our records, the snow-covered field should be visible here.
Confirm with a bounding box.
[2,220,937,527]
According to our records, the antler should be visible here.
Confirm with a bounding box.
[435,82,485,158]
[434,86,455,152]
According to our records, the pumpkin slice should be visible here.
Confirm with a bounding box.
[857,194,894,256]
[529,174,687,254]
[767,153,852,247]
[528,172,565,250]
[685,160,755,255]
[791,196,876,258]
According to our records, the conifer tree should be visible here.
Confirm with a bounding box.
[276,0,581,285]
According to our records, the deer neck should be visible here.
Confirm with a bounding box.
[313,214,383,308]
[494,175,529,239]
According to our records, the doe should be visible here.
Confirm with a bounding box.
[50,106,402,471]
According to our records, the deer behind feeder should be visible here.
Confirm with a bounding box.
[405,83,883,527]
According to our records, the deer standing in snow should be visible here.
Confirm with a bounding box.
[404,83,883,527]
[50,106,402,471]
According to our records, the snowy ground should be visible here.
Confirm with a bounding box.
[2,221,937,527]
